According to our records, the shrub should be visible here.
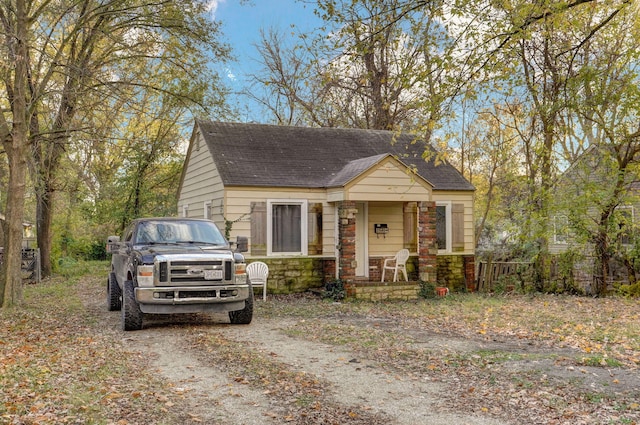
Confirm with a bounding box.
[323,279,345,301]
[617,282,640,297]
[492,274,519,294]
[418,280,436,299]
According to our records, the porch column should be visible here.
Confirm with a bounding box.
[418,201,437,284]
[337,201,357,290]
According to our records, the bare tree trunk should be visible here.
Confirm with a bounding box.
[592,231,610,297]
[36,184,54,277]
[1,0,29,308]
[1,152,28,307]
[622,256,637,285]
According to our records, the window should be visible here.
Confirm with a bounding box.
[182,205,188,218]
[135,219,226,245]
[436,203,450,252]
[267,200,308,255]
[553,215,569,244]
[251,201,321,256]
[435,202,465,253]
[204,201,212,219]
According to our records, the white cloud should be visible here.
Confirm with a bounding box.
[206,0,225,20]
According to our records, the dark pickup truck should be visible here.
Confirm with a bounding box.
[106,217,252,330]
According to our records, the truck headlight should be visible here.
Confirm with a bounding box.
[137,265,155,287]
[234,263,246,275]
[234,263,246,284]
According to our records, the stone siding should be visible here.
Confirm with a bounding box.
[351,282,419,301]
[247,258,327,294]
[436,255,468,291]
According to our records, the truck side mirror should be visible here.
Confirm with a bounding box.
[235,236,248,253]
[106,236,120,253]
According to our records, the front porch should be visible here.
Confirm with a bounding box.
[336,200,438,286]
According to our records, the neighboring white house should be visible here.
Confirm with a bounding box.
[177,120,476,295]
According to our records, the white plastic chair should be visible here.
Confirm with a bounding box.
[381,249,410,282]
[246,261,269,301]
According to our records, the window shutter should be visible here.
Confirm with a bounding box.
[452,203,465,251]
[307,203,323,255]
[403,202,417,252]
[250,202,267,255]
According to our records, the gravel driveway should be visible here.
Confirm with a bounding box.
[81,280,639,425]
[118,314,508,425]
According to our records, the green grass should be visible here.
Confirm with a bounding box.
[580,355,624,368]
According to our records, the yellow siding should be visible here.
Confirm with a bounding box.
[223,187,335,257]
[367,202,405,256]
[344,160,432,202]
[177,133,225,221]
[221,187,474,257]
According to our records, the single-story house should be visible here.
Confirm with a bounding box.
[549,145,640,290]
[177,120,475,298]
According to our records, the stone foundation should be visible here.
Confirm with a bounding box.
[248,254,473,298]
[248,257,327,294]
[436,255,474,292]
[348,281,420,301]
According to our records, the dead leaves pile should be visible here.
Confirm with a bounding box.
[3,275,640,425]
[260,293,640,424]
[0,277,185,425]
[190,333,391,425]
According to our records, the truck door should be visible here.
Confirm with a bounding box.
[113,225,134,285]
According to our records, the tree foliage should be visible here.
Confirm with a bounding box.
[249,0,640,294]
[251,0,464,142]
[0,0,231,307]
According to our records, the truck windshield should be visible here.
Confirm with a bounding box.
[135,220,227,245]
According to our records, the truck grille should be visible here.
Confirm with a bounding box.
[156,258,232,286]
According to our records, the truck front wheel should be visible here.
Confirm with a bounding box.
[229,289,253,324]
[122,280,143,331]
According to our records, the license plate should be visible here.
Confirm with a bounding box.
[204,269,223,280]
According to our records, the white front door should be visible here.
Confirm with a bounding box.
[355,202,368,277]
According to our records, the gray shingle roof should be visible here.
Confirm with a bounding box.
[196,120,474,191]
[326,154,394,187]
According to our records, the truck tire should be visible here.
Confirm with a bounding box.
[122,279,143,331]
[229,289,253,324]
[107,272,122,311]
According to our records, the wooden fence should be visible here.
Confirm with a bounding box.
[476,260,533,292]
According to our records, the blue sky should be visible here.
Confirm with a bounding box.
[209,1,322,122]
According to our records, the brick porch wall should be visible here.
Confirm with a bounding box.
[418,201,437,284]
[464,255,475,292]
[337,201,358,297]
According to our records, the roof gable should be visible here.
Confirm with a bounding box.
[328,153,432,186]
[194,120,474,192]
[328,155,433,202]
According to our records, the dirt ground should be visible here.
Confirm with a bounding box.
[80,280,640,425]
